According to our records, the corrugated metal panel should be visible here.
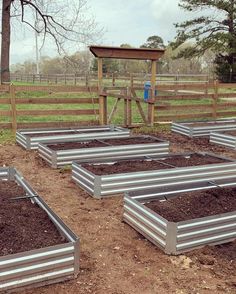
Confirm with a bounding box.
[123,196,167,249]
[72,153,236,198]
[176,212,236,253]
[16,125,130,150]
[210,132,236,149]
[171,123,192,137]
[72,163,96,195]
[15,133,28,149]
[123,179,236,255]
[0,168,10,180]
[0,167,79,292]
[38,136,169,168]
[0,244,75,291]
[172,119,236,138]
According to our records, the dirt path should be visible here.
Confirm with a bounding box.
[0,131,235,294]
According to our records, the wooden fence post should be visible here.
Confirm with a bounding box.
[10,84,17,133]
[212,80,219,119]
[97,57,107,124]
[127,87,132,126]
[175,75,178,95]
[148,60,156,126]
[99,93,107,125]
[130,74,134,89]
[205,81,208,95]
[124,97,127,126]
[112,73,115,86]
[85,75,89,87]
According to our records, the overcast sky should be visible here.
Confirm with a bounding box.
[10,0,186,64]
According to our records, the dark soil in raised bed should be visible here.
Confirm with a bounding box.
[47,140,107,150]
[145,187,236,222]
[102,136,162,145]
[0,181,67,256]
[26,129,111,137]
[82,153,227,175]
[47,136,162,151]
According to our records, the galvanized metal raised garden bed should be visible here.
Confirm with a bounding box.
[16,125,130,150]
[172,119,236,137]
[38,135,169,168]
[210,131,236,149]
[72,152,236,198]
[124,179,236,255]
[0,167,79,292]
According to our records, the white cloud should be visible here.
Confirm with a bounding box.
[150,0,180,19]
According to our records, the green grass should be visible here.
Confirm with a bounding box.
[0,130,15,144]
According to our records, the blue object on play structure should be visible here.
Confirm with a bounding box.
[144,81,151,101]
[144,81,157,101]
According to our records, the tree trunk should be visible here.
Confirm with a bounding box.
[1,0,11,84]
[227,1,236,82]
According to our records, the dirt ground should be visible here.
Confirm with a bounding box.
[0,129,236,294]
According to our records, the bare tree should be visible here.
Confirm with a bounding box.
[1,0,102,83]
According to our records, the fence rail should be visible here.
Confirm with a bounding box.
[0,85,99,131]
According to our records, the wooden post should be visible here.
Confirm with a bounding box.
[127,87,132,126]
[112,73,115,86]
[85,74,89,87]
[175,75,178,95]
[123,88,130,126]
[212,80,219,119]
[148,60,156,126]
[205,81,208,95]
[10,84,17,133]
[98,58,103,91]
[98,58,107,124]
[130,74,134,89]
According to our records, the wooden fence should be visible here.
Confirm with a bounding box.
[154,82,236,122]
[0,85,99,131]
[10,73,209,87]
[0,81,236,131]
[100,81,236,126]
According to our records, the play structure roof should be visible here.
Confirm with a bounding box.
[89,45,164,60]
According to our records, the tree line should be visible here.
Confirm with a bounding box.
[11,37,213,77]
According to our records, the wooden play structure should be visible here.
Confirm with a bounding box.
[89,45,165,126]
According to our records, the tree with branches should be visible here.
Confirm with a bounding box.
[171,0,236,82]
[140,35,165,49]
[1,0,101,83]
